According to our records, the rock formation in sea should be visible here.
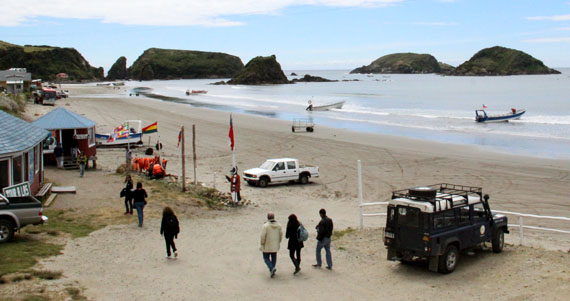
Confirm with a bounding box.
[447,46,560,76]
[107,56,128,80]
[0,40,104,81]
[291,74,338,82]
[128,48,244,80]
[227,55,289,85]
[350,53,441,74]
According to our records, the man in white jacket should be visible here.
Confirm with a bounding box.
[260,213,283,278]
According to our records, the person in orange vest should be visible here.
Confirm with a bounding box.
[225,167,241,203]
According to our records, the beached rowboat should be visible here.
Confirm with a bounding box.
[96,120,143,147]
[306,100,345,111]
[475,109,526,123]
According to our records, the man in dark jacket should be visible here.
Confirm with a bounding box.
[313,208,333,269]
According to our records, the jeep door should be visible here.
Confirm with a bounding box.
[471,202,491,244]
[394,206,424,251]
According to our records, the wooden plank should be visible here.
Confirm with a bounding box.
[51,186,77,193]
[44,193,57,207]
[36,183,53,197]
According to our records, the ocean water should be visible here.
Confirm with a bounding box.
[114,69,570,160]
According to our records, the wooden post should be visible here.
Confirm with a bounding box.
[181,126,185,192]
[193,124,197,185]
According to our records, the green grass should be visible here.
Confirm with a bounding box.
[27,209,106,238]
[332,227,356,241]
[0,238,63,276]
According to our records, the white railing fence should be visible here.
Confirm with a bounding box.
[356,160,570,246]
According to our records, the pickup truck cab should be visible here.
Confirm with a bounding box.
[243,158,319,188]
[0,193,48,243]
[384,184,508,274]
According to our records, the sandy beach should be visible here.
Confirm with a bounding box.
[15,84,570,300]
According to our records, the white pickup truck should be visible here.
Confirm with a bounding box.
[243,158,319,188]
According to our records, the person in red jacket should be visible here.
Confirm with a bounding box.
[226,167,241,203]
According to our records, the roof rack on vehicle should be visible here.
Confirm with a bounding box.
[391,183,483,211]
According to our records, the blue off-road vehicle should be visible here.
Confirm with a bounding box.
[383,184,508,274]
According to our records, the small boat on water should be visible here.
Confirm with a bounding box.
[186,89,208,95]
[475,108,526,123]
[96,120,143,147]
[306,100,345,111]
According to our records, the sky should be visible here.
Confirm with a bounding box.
[1,0,570,73]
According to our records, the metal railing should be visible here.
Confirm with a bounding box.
[355,160,570,245]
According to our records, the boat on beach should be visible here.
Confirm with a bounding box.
[475,108,526,123]
[306,100,345,111]
[186,89,208,95]
[95,120,143,147]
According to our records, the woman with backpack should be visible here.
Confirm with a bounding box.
[160,206,180,258]
[123,175,134,215]
[285,214,305,274]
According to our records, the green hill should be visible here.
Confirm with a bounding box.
[128,48,244,80]
[351,53,441,74]
[227,55,289,85]
[450,46,560,76]
[107,56,128,80]
[0,40,103,81]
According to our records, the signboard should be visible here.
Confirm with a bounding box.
[74,134,89,139]
[2,182,31,198]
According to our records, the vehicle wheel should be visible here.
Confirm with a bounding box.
[492,229,504,253]
[291,126,295,133]
[438,245,459,274]
[258,177,269,188]
[306,127,314,132]
[0,220,15,243]
[299,174,309,185]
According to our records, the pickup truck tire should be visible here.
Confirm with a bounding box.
[0,219,15,243]
[299,174,309,185]
[438,245,458,274]
[492,229,504,253]
[258,177,269,188]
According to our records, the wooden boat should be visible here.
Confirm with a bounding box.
[186,89,208,95]
[112,82,125,86]
[475,109,526,123]
[306,100,345,111]
[96,120,143,147]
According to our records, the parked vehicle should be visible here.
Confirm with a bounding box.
[243,158,319,188]
[0,193,48,243]
[383,183,508,274]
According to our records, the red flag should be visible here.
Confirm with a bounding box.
[482,104,488,109]
[228,114,235,151]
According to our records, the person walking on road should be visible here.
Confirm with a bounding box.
[160,206,180,258]
[286,214,304,274]
[313,208,333,270]
[54,143,63,168]
[77,151,87,177]
[260,213,282,278]
[123,175,134,215]
[132,182,148,227]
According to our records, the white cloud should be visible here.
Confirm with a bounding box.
[527,14,570,21]
[523,37,570,43]
[0,0,403,27]
[412,21,458,26]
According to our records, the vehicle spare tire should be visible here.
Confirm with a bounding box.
[408,186,437,198]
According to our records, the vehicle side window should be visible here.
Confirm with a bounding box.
[273,162,285,171]
[434,210,455,229]
[286,161,296,170]
[458,206,470,224]
[472,203,486,221]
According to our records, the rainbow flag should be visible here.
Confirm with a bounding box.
[142,121,158,134]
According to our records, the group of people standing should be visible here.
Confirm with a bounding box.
[53,142,87,177]
[260,209,333,278]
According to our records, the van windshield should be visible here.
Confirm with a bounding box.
[396,206,421,228]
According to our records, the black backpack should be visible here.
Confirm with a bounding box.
[165,215,180,234]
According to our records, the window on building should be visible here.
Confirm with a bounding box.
[23,152,29,182]
[12,155,23,184]
[0,159,10,191]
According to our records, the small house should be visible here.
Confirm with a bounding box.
[32,107,97,168]
[0,111,49,195]
[0,68,32,94]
